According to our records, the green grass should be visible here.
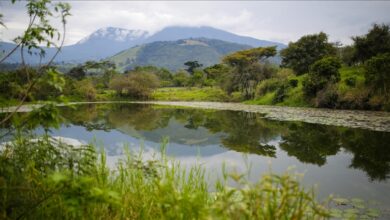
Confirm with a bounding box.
[152,87,230,101]
[1,133,379,219]
[0,133,331,219]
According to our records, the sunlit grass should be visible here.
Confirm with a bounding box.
[152,87,230,101]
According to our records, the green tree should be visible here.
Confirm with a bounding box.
[223,47,276,99]
[0,0,71,126]
[352,23,390,63]
[303,56,341,98]
[280,32,336,75]
[109,72,160,99]
[173,70,190,87]
[365,53,390,97]
[184,61,203,75]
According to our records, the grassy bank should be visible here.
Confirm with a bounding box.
[0,134,381,219]
[0,134,332,219]
[152,87,231,101]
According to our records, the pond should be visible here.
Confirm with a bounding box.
[14,103,390,209]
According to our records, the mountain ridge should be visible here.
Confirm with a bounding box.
[0,25,285,64]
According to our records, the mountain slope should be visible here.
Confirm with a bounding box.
[0,27,148,64]
[0,26,285,64]
[107,38,252,71]
[146,26,285,49]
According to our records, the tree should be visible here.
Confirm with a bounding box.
[109,72,160,99]
[0,0,71,126]
[352,23,390,63]
[365,53,390,97]
[184,61,203,75]
[68,66,86,80]
[223,47,277,99]
[280,32,336,75]
[303,56,341,95]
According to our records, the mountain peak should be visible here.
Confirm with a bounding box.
[77,27,149,44]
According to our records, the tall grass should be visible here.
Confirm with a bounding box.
[1,133,333,219]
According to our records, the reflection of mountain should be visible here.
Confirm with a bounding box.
[60,103,390,181]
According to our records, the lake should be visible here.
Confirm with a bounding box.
[18,103,390,209]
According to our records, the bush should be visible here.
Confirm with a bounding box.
[303,56,341,98]
[314,85,339,108]
[109,72,160,99]
[365,53,390,96]
[74,79,97,101]
[289,79,298,87]
[345,77,356,87]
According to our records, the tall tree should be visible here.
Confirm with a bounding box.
[223,47,276,99]
[280,32,336,75]
[184,61,203,75]
[352,23,390,63]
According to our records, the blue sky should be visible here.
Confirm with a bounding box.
[1,1,390,45]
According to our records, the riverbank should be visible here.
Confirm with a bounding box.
[2,101,390,132]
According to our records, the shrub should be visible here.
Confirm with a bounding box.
[303,56,341,98]
[109,72,160,99]
[365,53,390,97]
[314,85,339,108]
[345,77,356,87]
[74,79,97,101]
[289,79,298,88]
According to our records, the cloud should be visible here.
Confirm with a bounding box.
[1,1,390,45]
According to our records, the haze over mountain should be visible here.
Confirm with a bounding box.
[107,38,252,71]
[0,26,285,65]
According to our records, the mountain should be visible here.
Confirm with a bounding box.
[107,38,252,71]
[0,26,284,64]
[0,27,149,64]
[146,26,285,49]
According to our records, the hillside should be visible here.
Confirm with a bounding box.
[107,38,252,71]
[0,26,284,64]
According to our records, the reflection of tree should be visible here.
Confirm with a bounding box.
[202,111,282,157]
[107,105,170,131]
[61,104,113,131]
[279,123,340,166]
[341,129,390,181]
[60,103,390,181]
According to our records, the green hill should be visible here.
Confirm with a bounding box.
[107,38,252,71]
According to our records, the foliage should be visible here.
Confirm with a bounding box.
[172,70,191,87]
[280,32,336,75]
[0,133,333,219]
[109,72,160,99]
[364,52,390,97]
[303,56,341,98]
[73,78,97,101]
[223,47,277,99]
[152,87,230,101]
[184,60,203,75]
[352,23,390,63]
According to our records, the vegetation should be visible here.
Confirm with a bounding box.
[0,133,334,220]
[280,32,336,75]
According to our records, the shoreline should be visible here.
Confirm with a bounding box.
[2,101,390,132]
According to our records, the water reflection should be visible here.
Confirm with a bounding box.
[60,103,390,182]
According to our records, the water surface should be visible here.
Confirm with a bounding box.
[33,103,390,208]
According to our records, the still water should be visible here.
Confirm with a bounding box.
[40,103,390,208]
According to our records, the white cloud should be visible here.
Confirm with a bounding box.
[1,1,390,45]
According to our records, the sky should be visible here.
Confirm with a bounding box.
[1,1,390,46]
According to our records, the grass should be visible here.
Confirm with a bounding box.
[152,87,230,101]
[0,133,336,219]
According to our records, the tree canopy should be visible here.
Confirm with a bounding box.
[352,23,390,63]
[280,32,336,75]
